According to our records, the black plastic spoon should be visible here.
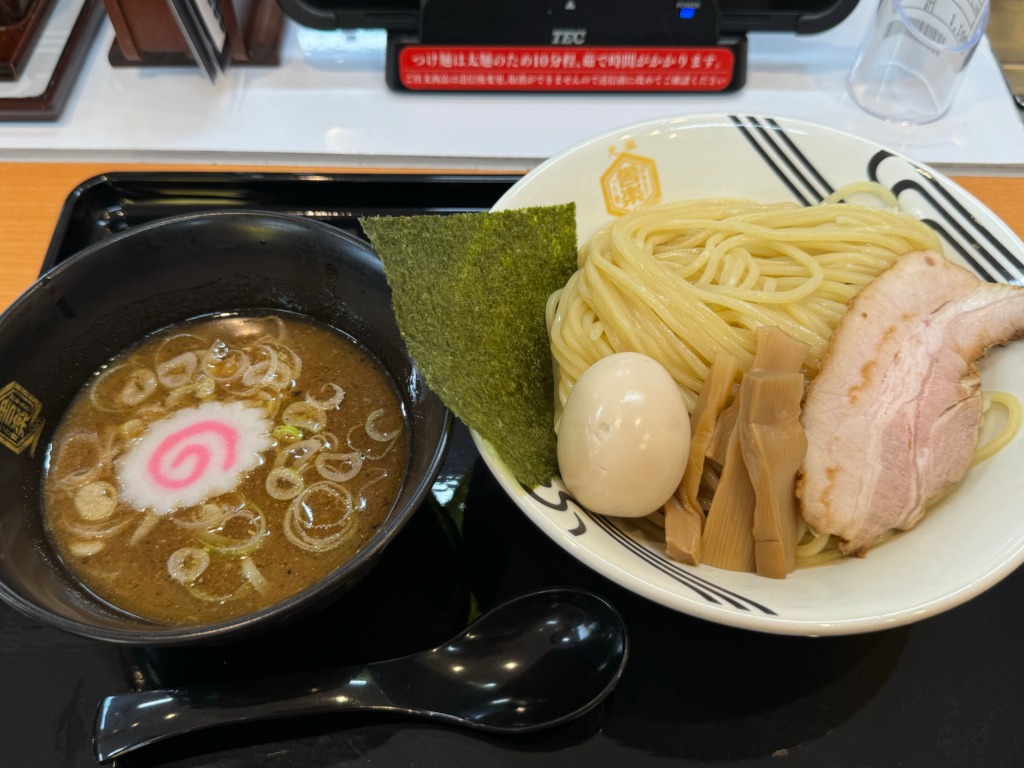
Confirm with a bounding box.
[93,587,629,762]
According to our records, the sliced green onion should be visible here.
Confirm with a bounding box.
[315,451,363,483]
[251,390,282,419]
[306,383,345,410]
[129,511,161,545]
[164,383,197,409]
[193,373,216,399]
[365,408,403,442]
[171,502,233,530]
[118,419,146,441]
[202,340,248,382]
[60,516,130,540]
[68,539,106,557]
[120,368,158,407]
[273,438,322,471]
[156,351,198,389]
[54,429,104,488]
[283,401,327,434]
[273,424,303,443]
[242,344,293,391]
[240,556,268,595]
[193,506,267,556]
[153,333,207,371]
[353,467,390,512]
[316,431,340,451]
[346,420,400,461]
[88,365,137,413]
[74,481,118,522]
[266,466,304,500]
[186,583,240,603]
[167,547,210,585]
[264,339,303,384]
[283,481,359,552]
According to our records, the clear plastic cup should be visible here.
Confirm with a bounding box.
[847,0,991,125]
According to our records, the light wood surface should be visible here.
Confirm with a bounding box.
[2,162,1023,312]
[0,162,490,312]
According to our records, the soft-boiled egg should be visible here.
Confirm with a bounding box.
[557,352,690,518]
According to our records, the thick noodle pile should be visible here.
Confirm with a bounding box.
[546,186,943,419]
[548,187,1024,575]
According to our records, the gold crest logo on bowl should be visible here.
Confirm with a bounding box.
[0,381,44,456]
[601,144,661,216]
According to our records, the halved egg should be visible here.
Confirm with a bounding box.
[557,352,690,518]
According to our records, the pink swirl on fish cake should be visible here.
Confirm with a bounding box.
[116,402,273,515]
[147,420,239,490]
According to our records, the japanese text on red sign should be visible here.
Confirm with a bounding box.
[398,46,735,92]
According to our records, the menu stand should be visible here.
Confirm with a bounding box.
[0,0,105,121]
[104,0,285,69]
[0,0,57,80]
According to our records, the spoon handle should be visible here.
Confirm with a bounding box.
[93,666,395,763]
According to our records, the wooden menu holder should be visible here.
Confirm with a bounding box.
[0,0,57,80]
[103,0,285,68]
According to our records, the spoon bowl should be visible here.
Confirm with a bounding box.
[93,587,629,762]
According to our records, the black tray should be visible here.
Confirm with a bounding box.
[8,171,1024,768]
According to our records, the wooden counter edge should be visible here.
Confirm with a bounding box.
[1,163,1023,312]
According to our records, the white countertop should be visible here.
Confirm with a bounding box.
[0,0,1022,171]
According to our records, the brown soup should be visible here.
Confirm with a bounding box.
[42,312,408,625]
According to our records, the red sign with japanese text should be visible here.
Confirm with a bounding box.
[396,45,736,92]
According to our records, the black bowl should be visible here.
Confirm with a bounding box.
[0,211,451,645]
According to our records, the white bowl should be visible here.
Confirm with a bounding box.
[475,113,1024,636]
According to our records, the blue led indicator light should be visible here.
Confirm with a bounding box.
[679,7,696,18]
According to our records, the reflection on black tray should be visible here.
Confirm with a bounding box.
[3,171,1022,768]
[42,172,524,270]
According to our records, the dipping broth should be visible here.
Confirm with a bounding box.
[42,313,408,625]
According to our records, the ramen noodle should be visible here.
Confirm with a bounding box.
[545,186,1020,571]
[546,185,942,420]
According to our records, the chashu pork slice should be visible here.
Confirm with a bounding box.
[798,250,1024,555]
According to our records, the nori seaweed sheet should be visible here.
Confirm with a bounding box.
[361,204,577,487]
